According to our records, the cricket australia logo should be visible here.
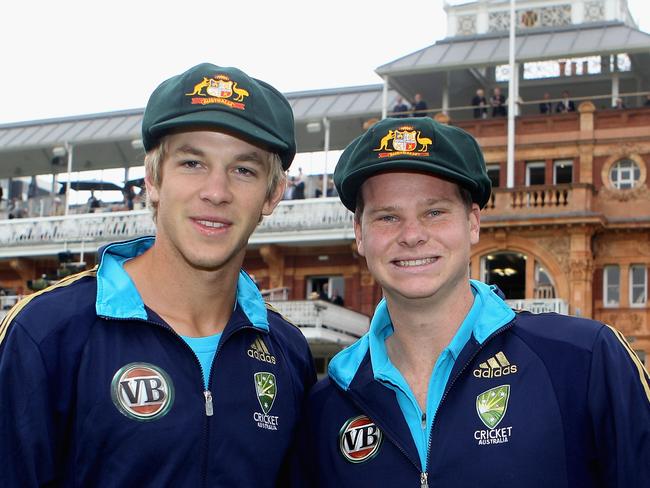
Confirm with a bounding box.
[339,415,383,463]
[372,125,433,158]
[253,372,279,430]
[111,363,174,421]
[474,385,513,446]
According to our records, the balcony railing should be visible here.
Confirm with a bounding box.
[483,183,593,218]
[0,198,355,255]
[505,298,568,314]
[269,299,369,345]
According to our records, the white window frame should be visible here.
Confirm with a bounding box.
[526,161,546,186]
[603,265,620,308]
[610,159,640,189]
[629,265,647,308]
[553,159,573,184]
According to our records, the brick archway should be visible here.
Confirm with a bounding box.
[471,236,569,302]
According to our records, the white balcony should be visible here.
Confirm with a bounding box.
[269,299,369,345]
[505,298,569,314]
[0,197,355,257]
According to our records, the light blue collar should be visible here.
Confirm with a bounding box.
[95,237,269,331]
[329,280,515,390]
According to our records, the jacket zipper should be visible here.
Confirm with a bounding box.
[101,315,263,487]
[423,321,515,483]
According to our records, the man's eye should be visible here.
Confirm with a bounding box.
[379,215,397,222]
[182,160,201,169]
[428,210,441,217]
[235,167,256,176]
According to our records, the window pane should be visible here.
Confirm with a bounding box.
[630,265,647,305]
[604,265,620,306]
[527,164,545,185]
[554,163,573,184]
[487,165,500,188]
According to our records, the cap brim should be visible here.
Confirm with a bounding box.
[149,110,289,157]
[340,159,480,211]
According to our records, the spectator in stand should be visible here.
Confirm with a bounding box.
[490,87,507,117]
[412,93,428,117]
[644,94,650,107]
[539,92,553,114]
[392,97,409,118]
[284,177,295,200]
[330,289,344,306]
[87,191,101,213]
[556,90,576,113]
[292,167,305,199]
[613,97,626,110]
[471,88,488,119]
[315,178,338,198]
[122,184,136,211]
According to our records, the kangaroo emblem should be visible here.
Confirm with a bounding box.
[186,77,210,96]
[232,82,250,102]
[374,130,395,151]
[416,131,433,152]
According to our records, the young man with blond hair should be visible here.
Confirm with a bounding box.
[291,116,650,487]
[0,63,315,487]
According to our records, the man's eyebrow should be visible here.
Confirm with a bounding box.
[234,151,266,166]
[173,144,205,157]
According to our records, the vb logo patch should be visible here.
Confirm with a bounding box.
[253,372,279,430]
[339,415,382,463]
[111,363,174,421]
[474,385,513,446]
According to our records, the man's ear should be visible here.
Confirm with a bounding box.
[262,178,286,216]
[353,217,365,257]
[145,171,159,205]
[469,203,481,245]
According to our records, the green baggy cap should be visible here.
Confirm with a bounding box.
[142,63,296,170]
[333,117,491,211]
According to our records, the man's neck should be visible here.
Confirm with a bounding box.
[124,243,242,337]
[383,283,475,410]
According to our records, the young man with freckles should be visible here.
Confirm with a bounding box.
[0,63,315,487]
[290,117,650,487]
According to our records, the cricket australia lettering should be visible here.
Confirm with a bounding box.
[474,384,513,446]
[253,372,279,430]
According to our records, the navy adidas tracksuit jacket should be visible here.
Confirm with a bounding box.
[0,237,316,487]
[291,282,650,487]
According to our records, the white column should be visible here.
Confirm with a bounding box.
[381,77,389,120]
[64,142,73,216]
[612,72,620,107]
[506,0,516,188]
[321,118,331,198]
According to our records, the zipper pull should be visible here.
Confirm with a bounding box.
[204,390,214,417]
[420,472,428,488]
[421,413,426,430]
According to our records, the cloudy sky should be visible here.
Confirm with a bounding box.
[2,0,648,125]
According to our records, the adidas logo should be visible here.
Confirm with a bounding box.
[473,351,517,379]
[247,336,276,365]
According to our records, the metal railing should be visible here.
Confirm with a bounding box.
[505,298,568,314]
[269,299,369,344]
